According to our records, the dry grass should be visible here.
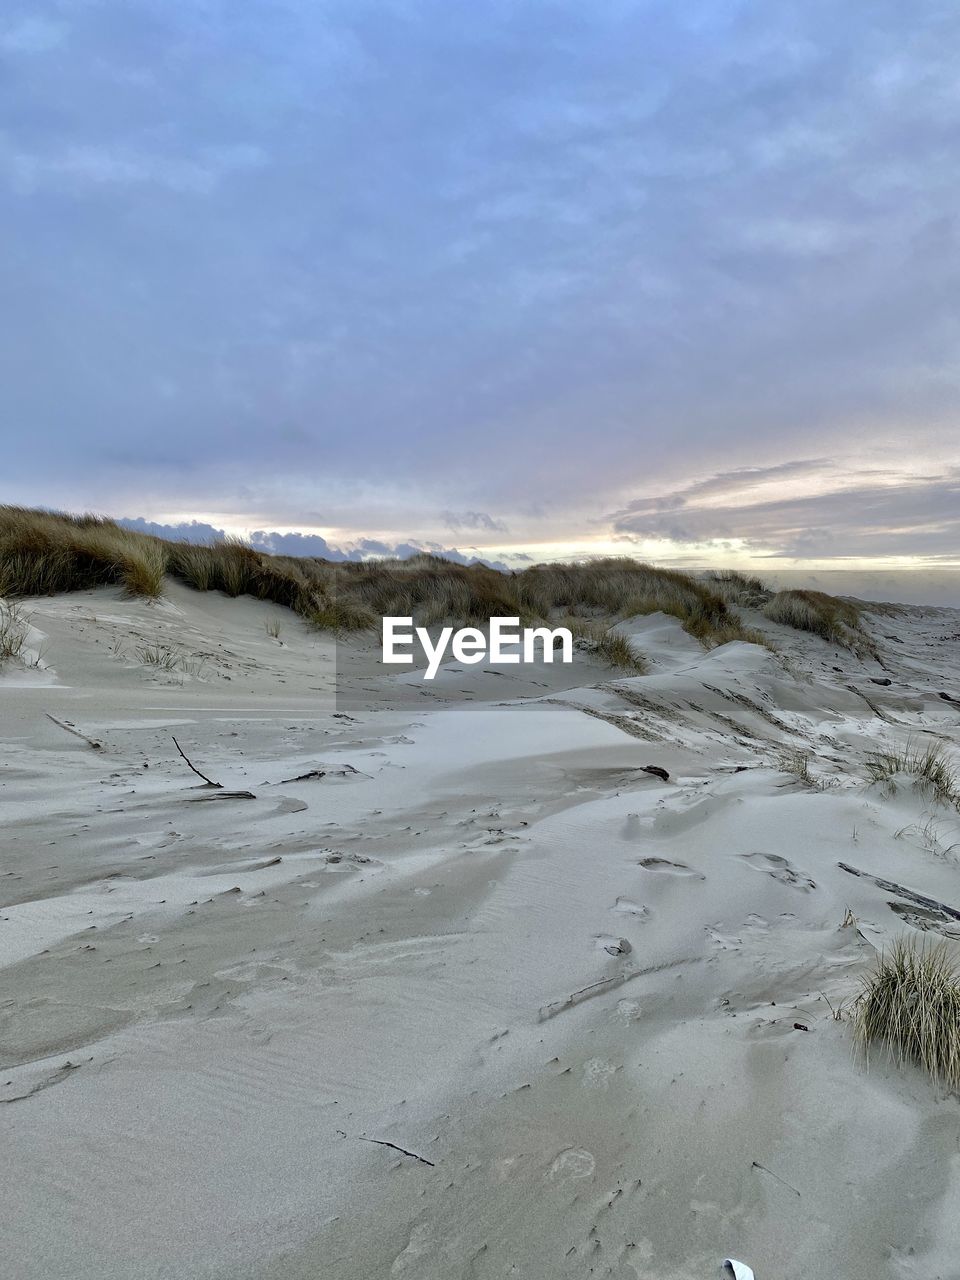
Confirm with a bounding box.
[856,936,960,1089]
[702,569,771,607]
[0,600,29,664]
[0,505,338,621]
[565,619,647,672]
[0,507,859,653]
[0,507,166,599]
[866,740,960,808]
[778,747,815,786]
[762,588,867,650]
[895,816,960,859]
[134,642,207,678]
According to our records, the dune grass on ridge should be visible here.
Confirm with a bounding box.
[762,588,868,650]
[0,505,855,656]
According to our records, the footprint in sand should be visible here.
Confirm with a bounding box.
[613,998,643,1024]
[596,935,632,956]
[612,897,650,920]
[547,1147,596,1182]
[582,1057,618,1089]
[740,852,816,890]
[390,1224,434,1276]
[639,857,704,879]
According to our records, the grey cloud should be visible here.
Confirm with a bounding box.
[635,461,833,512]
[119,517,228,544]
[3,1,960,549]
[609,466,960,559]
[247,530,342,559]
[441,510,509,534]
[122,518,508,568]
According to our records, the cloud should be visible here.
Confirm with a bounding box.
[3,142,266,197]
[119,517,227,544]
[5,1,960,567]
[120,518,509,568]
[0,17,67,54]
[608,464,960,560]
[441,510,508,534]
[247,529,340,558]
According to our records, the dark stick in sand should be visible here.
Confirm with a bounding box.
[358,1136,436,1167]
[172,735,222,788]
[44,712,102,750]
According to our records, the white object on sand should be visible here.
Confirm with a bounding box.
[722,1262,755,1280]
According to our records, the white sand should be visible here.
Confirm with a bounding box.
[2,584,960,1278]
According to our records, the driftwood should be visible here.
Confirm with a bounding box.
[44,712,102,750]
[357,1136,435,1167]
[838,862,960,923]
[172,735,222,788]
[186,791,256,802]
[278,763,369,783]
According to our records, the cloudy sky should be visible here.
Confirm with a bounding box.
[2,0,959,572]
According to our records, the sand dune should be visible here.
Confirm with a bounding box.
[2,585,960,1278]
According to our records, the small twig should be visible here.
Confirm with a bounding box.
[358,1136,435,1167]
[44,712,102,750]
[752,1160,801,1197]
[171,735,222,788]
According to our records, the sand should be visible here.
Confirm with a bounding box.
[2,583,960,1279]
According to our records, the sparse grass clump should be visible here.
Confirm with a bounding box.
[779,747,815,786]
[895,816,960,859]
[702,569,771,607]
[856,936,960,1090]
[134,643,207,677]
[308,597,379,634]
[866,740,959,808]
[762,589,865,650]
[0,600,29,664]
[565,619,647,672]
[596,629,646,672]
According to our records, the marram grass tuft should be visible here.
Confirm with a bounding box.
[856,936,960,1090]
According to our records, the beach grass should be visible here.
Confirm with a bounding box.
[0,505,859,652]
[762,588,869,651]
[856,936,960,1090]
[0,599,29,664]
[866,740,960,808]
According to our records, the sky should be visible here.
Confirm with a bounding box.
[2,0,959,580]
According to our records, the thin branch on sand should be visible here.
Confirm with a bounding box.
[44,712,102,750]
[357,1136,436,1167]
[752,1160,801,1197]
[171,735,222,788]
